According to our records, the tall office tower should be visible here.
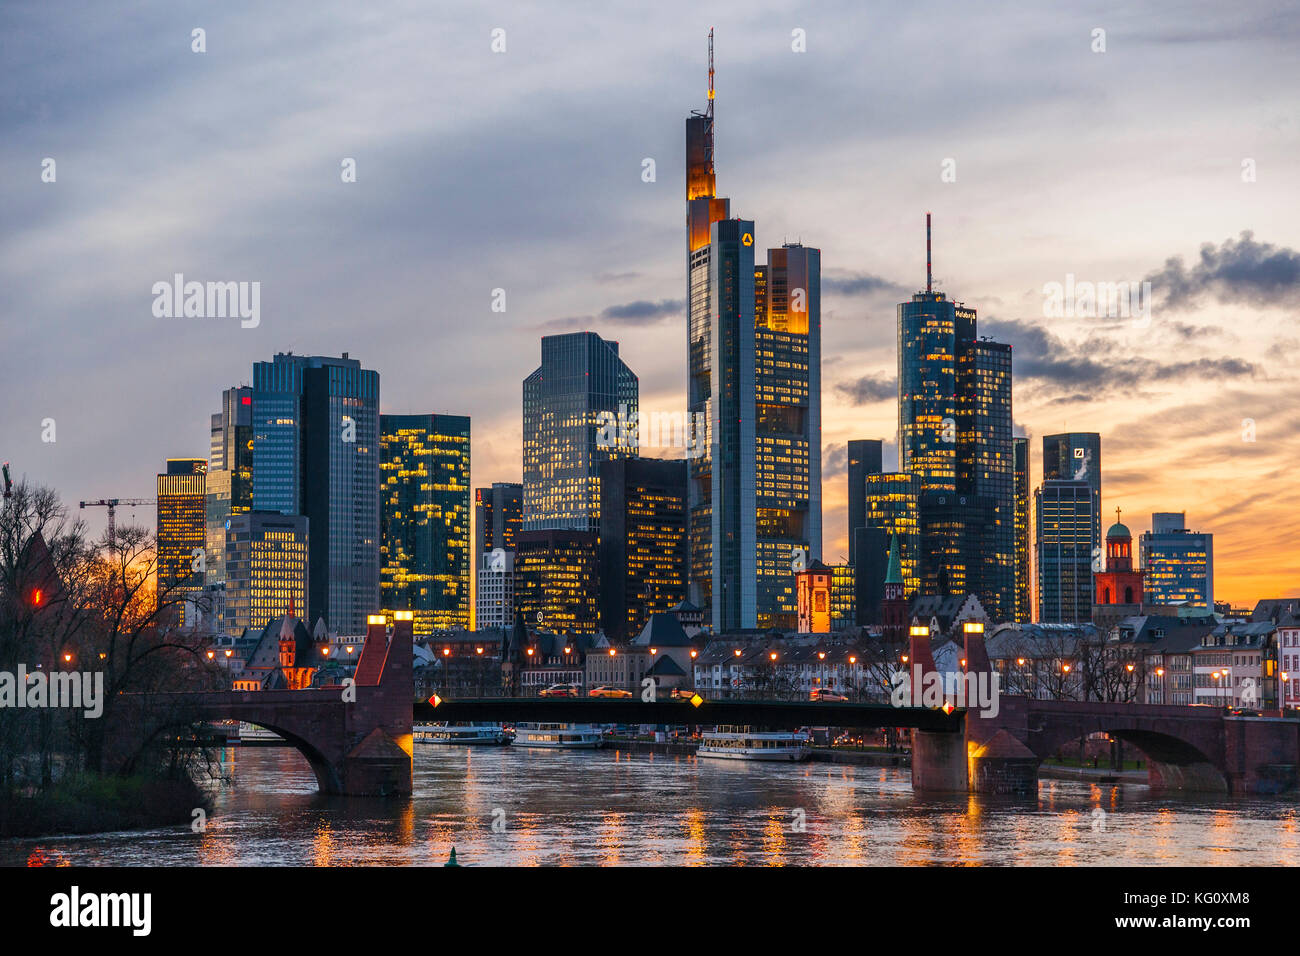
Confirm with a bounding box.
[522,332,638,533]
[1140,512,1214,608]
[684,55,822,630]
[206,386,253,586]
[846,439,884,565]
[1035,480,1097,623]
[474,483,523,568]
[252,352,380,634]
[223,512,308,636]
[853,473,921,623]
[476,549,515,630]
[1013,437,1031,621]
[957,338,1014,619]
[1043,432,1102,550]
[157,458,207,593]
[379,414,471,635]
[898,215,1014,613]
[598,457,688,643]
[514,529,600,635]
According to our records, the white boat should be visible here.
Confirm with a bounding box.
[414,722,512,746]
[512,722,605,749]
[697,725,811,762]
[238,722,284,744]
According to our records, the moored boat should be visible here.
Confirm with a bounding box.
[696,725,811,762]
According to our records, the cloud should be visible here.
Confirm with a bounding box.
[822,272,908,297]
[981,317,1259,393]
[1145,231,1300,310]
[834,373,898,405]
[598,298,684,325]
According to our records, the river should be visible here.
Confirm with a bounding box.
[4,745,1298,865]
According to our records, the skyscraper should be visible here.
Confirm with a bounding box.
[1036,480,1097,623]
[474,482,523,569]
[1013,436,1031,621]
[157,458,207,593]
[522,332,638,533]
[957,338,1014,619]
[897,215,1013,615]
[252,352,380,634]
[379,413,471,634]
[853,472,920,624]
[206,386,253,586]
[598,457,688,643]
[1140,512,1214,608]
[1043,432,1102,551]
[685,42,821,631]
[846,439,884,565]
[224,512,308,636]
[515,529,600,635]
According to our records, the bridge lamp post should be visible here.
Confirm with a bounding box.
[1211,670,1221,708]
[1155,666,1165,704]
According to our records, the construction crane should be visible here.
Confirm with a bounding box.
[79,498,155,552]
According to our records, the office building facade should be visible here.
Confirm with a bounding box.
[252,352,380,634]
[522,332,638,533]
[157,458,207,593]
[223,512,309,636]
[379,413,471,635]
[1036,479,1097,623]
[1013,436,1031,622]
[476,549,515,630]
[853,472,920,624]
[846,439,884,566]
[205,386,253,586]
[1140,512,1214,608]
[597,457,688,643]
[1043,432,1102,551]
[474,482,522,568]
[514,529,600,636]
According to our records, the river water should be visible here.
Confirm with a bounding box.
[5,745,1299,865]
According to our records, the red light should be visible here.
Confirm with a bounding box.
[241,396,251,405]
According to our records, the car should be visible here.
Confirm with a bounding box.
[670,687,700,700]
[588,686,633,698]
[810,689,849,702]
[539,684,580,698]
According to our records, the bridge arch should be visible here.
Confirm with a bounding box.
[1034,723,1228,792]
[120,714,344,794]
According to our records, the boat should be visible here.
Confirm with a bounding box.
[696,725,811,762]
[414,722,512,746]
[238,722,285,744]
[512,722,605,749]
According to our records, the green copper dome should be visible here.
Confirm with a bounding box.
[1106,522,1131,539]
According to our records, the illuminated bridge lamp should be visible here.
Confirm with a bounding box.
[225,649,232,658]
[394,610,414,622]
[901,655,909,664]
[345,646,354,655]
[321,646,330,657]
[962,621,984,635]
[690,649,698,659]
[526,647,534,657]
[909,625,929,638]
[476,646,484,655]
[649,647,657,655]
[206,650,215,660]
[443,647,451,656]
[367,615,386,626]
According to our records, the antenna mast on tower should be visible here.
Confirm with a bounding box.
[706,27,715,174]
[926,212,933,293]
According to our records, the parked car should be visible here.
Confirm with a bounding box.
[810,688,849,702]
[589,686,633,698]
[539,683,580,698]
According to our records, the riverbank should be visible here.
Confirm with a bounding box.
[0,774,209,839]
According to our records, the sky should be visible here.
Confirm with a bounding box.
[3,0,1298,607]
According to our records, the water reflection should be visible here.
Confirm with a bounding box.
[5,745,1298,866]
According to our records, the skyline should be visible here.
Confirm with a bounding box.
[5,2,1300,605]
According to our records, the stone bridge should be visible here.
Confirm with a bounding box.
[104,617,414,796]
[910,627,1300,796]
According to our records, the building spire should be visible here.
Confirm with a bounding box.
[706,28,715,175]
[926,212,932,293]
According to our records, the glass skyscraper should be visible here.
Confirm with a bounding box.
[223,512,308,636]
[1043,432,1102,551]
[379,413,471,634]
[1140,512,1213,608]
[514,529,600,635]
[252,352,380,634]
[685,81,821,631]
[1013,436,1031,622]
[1036,479,1097,623]
[157,458,207,593]
[522,332,638,533]
[206,386,253,586]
